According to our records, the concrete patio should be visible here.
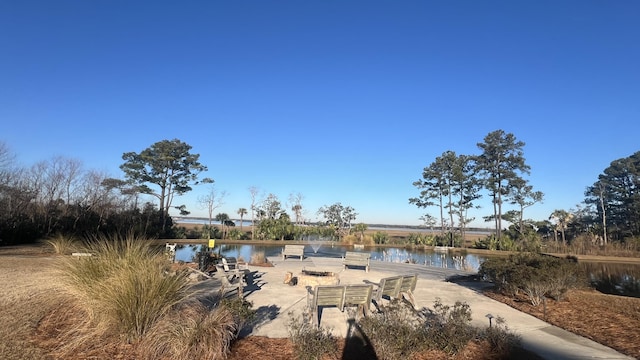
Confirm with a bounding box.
[203,255,633,360]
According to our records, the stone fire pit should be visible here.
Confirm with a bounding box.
[297,268,340,287]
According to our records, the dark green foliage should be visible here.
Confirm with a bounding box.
[585,151,640,241]
[219,298,255,331]
[372,231,388,244]
[479,253,585,305]
[0,203,172,246]
[476,130,530,240]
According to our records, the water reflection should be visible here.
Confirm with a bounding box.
[581,262,640,297]
[174,243,485,271]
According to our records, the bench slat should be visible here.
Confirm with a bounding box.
[307,284,373,327]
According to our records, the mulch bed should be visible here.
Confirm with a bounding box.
[483,288,640,359]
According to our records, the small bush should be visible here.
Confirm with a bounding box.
[219,297,255,329]
[359,300,428,360]
[287,313,338,360]
[407,233,435,246]
[424,299,476,354]
[478,316,522,356]
[479,252,584,305]
[373,231,388,244]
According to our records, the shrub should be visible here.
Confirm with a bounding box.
[479,253,584,305]
[407,233,435,246]
[358,300,428,360]
[342,234,358,245]
[219,297,255,328]
[227,229,249,240]
[287,313,338,360]
[478,316,522,356]
[57,233,192,343]
[424,299,476,354]
[373,231,388,244]
[359,299,479,358]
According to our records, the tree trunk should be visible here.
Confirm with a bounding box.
[599,186,608,245]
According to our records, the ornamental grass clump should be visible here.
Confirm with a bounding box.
[57,233,192,346]
[46,233,80,255]
[140,302,239,360]
[250,251,268,265]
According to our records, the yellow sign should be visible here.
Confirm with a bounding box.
[208,239,215,248]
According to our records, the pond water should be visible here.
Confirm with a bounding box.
[175,243,487,272]
[582,262,640,298]
[174,243,640,298]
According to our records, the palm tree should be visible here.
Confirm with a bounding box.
[237,208,247,232]
[215,213,230,239]
[549,209,572,245]
[292,204,303,225]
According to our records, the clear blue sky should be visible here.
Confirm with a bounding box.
[2,1,639,227]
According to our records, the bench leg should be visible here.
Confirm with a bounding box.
[401,291,416,308]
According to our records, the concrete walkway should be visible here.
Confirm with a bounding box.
[208,256,632,360]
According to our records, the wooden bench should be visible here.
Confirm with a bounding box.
[369,274,418,309]
[282,244,305,261]
[343,251,370,272]
[307,284,374,327]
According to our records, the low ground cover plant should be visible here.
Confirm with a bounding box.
[289,299,522,360]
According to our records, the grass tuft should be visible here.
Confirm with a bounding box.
[140,302,238,360]
[56,233,191,345]
[45,233,80,255]
[250,251,269,265]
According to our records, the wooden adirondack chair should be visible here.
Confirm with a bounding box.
[373,276,402,303]
[307,285,346,327]
[217,269,245,298]
[343,284,373,318]
[398,274,418,307]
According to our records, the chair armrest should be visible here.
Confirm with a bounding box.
[363,279,379,287]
